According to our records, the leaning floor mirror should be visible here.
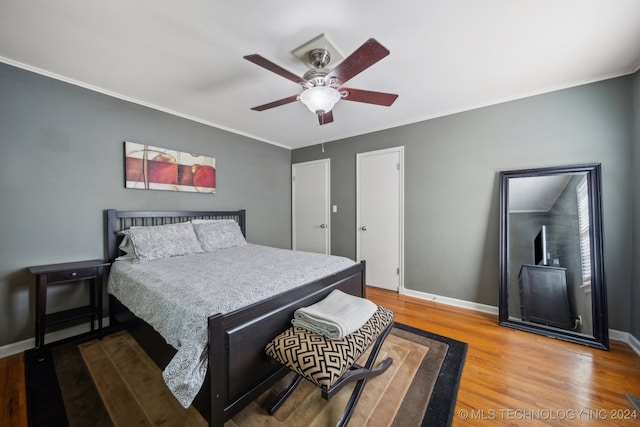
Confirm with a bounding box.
[499,163,609,349]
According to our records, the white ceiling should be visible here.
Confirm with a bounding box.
[1,1,640,150]
[508,175,572,213]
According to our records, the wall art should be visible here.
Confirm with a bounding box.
[124,141,216,193]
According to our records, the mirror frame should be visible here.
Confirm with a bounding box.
[499,163,609,350]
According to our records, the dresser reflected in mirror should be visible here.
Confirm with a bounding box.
[499,164,609,349]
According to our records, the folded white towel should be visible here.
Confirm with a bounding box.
[291,290,378,340]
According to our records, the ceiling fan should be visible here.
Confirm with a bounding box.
[244,38,398,125]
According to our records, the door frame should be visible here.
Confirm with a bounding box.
[292,158,331,253]
[356,146,405,293]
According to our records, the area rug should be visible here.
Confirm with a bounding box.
[25,324,466,427]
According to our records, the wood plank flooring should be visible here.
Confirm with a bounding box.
[0,352,26,427]
[1,287,639,426]
[366,287,640,426]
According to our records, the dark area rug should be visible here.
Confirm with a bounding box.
[25,324,466,426]
[24,330,113,427]
[398,324,468,427]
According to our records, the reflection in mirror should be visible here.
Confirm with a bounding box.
[499,164,608,350]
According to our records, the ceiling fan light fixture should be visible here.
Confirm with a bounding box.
[245,38,397,125]
[299,85,341,114]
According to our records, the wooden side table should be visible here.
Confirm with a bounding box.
[28,259,110,348]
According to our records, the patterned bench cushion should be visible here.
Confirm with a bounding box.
[265,305,394,389]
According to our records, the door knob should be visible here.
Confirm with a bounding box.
[320,224,327,228]
[361,226,367,231]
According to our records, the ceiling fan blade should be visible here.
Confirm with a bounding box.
[340,88,398,106]
[324,38,390,86]
[244,54,306,85]
[318,110,334,125]
[251,95,299,111]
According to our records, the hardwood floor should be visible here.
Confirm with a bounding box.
[367,287,640,426]
[1,287,639,426]
[0,352,26,427]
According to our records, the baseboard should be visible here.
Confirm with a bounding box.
[0,317,110,358]
[609,329,640,356]
[401,287,499,315]
[630,333,640,355]
[400,287,640,357]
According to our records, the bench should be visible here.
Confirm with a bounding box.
[265,305,395,426]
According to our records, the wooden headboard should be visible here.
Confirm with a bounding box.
[105,209,246,263]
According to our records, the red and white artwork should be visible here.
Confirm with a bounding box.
[124,142,216,193]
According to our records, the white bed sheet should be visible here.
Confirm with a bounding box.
[107,243,356,407]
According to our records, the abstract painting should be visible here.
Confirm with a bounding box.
[124,142,216,193]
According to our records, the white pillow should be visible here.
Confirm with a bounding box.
[124,221,204,261]
[191,219,247,251]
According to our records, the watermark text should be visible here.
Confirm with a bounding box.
[457,408,638,421]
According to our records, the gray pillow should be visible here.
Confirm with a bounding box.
[192,219,247,251]
[124,221,204,261]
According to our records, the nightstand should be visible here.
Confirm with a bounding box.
[28,259,110,348]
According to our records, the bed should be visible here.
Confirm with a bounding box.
[105,209,366,426]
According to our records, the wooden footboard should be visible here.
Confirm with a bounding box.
[207,261,366,425]
[105,208,366,426]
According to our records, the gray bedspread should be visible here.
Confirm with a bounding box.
[107,243,356,407]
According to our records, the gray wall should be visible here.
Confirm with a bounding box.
[633,71,640,340]
[2,60,637,347]
[292,75,635,333]
[0,63,292,347]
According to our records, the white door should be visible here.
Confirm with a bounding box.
[292,159,330,254]
[356,147,404,291]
